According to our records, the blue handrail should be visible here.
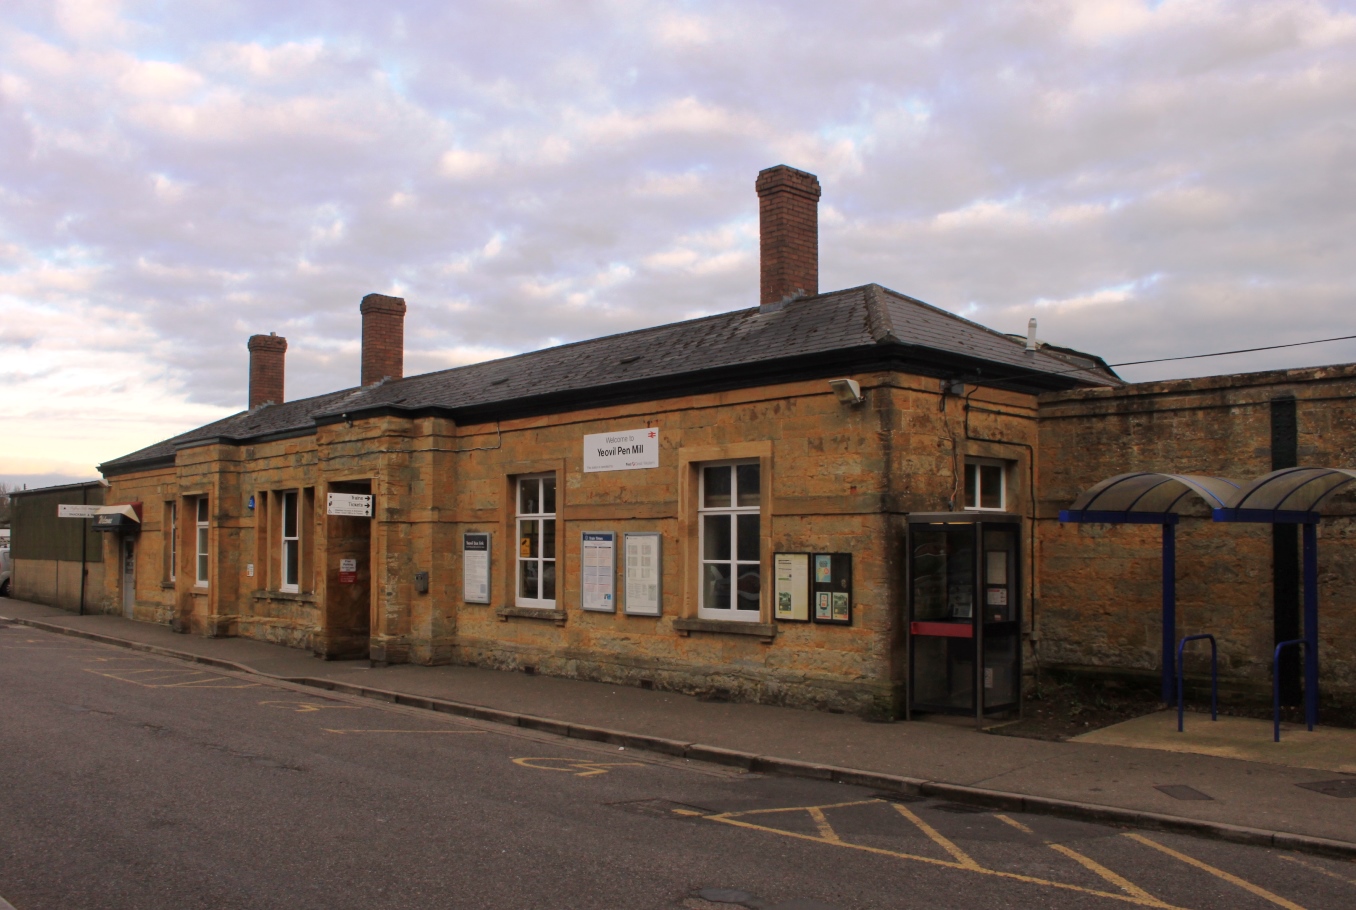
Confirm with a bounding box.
[1273,639,1309,742]
[1176,634,1218,733]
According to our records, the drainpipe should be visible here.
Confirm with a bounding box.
[78,485,87,616]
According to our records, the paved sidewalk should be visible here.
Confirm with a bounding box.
[4,598,1354,854]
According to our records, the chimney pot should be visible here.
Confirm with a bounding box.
[757,164,821,307]
[360,293,407,386]
[247,333,287,409]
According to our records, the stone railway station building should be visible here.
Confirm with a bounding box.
[62,165,1356,719]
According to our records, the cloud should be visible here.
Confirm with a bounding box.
[0,0,1354,478]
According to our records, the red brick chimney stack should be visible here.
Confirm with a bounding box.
[756,164,821,306]
[246,332,287,409]
[360,293,407,386]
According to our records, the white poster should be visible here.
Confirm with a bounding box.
[581,531,616,612]
[623,533,662,616]
[463,532,490,604]
[327,493,373,517]
[583,428,660,473]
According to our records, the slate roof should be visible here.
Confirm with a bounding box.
[100,284,1120,474]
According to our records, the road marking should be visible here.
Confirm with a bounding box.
[84,667,260,689]
[1278,854,1356,887]
[890,802,982,870]
[703,800,1193,909]
[260,700,362,713]
[512,757,645,777]
[323,728,487,735]
[1125,833,1308,910]
[996,814,1167,905]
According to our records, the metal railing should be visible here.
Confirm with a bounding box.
[1176,634,1218,733]
[1273,639,1312,743]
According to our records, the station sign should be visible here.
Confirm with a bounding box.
[327,493,373,517]
[58,504,102,518]
[583,428,659,473]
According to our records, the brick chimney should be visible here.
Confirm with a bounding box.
[246,332,287,409]
[360,293,406,386]
[756,164,821,306]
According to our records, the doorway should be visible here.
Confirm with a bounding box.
[121,536,136,619]
[907,514,1022,722]
[321,480,373,659]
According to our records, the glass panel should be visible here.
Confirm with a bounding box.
[985,550,1008,586]
[519,519,539,559]
[980,465,1003,509]
[284,540,299,586]
[702,563,732,611]
[283,492,297,538]
[736,514,760,562]
[911,530,949,621]
[542,561,556,600]
[735,565,760,610]
[542,476,556,514]
[964,463,976,509]
[912,636,975,709]
[984,630,1019,708]
[520,478,539,515]
[519,560,539,599]
[703,466,731,508]
[542,519,556,559]
[736,463,760,507]
[197,498,208,522]
[198,554,209,582]
[703,514,731,561]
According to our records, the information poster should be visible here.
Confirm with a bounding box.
[463,532,490,603]
[773,553,810,622]
[623,532,662,616]
[338,558,357,585]
[810,553,853,626]
[582,531,616,612]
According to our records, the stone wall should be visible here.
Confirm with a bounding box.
[1037,363,1356,695]
[104,369,1040,717]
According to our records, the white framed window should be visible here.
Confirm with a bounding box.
[964,458,1007,511]
[167,500,177,583]
[281,490,300,593]
[515,475,556,609]
[195,497,210,586]
[698,461,762,621]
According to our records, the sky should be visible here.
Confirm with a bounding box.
[2,0,1354,489]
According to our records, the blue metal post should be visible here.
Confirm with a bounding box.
[1162,522,1176,705]
[1303,522,1318,731]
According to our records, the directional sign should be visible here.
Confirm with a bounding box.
[58,504,101,518]
[327,493,373,517]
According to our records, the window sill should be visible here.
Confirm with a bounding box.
[160,581,175,590]
[673,617,776,642]
[496,605,567,626]
[252,590,317,603]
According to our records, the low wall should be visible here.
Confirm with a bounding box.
[12,558,107,613]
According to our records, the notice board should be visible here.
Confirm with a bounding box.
[623,532,662,616]
[581,531,617,612]
[463,532,491,604]
[773,553,810,622]
[811,553,853,625]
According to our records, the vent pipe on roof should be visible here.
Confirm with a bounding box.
[1025,318,1039,353]
[247,332,287,408]
[360,293,407,386]
[757,165,821,307]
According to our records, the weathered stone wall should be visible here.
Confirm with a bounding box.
[1037,364,1356,695]
[103,369,1039,716]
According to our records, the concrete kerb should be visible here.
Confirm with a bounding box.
[8,612,1355,863]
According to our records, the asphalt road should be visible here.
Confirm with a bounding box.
[1,620,1354,910]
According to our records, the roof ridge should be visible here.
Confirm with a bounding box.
[875,285,1031,352]
[863,284,898,343]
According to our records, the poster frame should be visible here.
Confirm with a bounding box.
[773,551,812,623]
[622,531,663,617]
[810,552,853,626]
[580,530,618,613]
[463,531,492,604]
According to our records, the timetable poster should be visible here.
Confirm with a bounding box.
[623,532,662,616]
[810,552,853,625]
[581,531,617,612]
[773,553,810,622]
[463,532,491,604]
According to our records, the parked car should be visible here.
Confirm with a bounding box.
[0,545,11,597]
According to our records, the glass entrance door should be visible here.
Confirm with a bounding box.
[908,518,1021,719]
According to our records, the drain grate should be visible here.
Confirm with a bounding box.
[928,802,990,814]
[1296,779,1356,798]
[1155,784,1213,801]
[872,791,925,804]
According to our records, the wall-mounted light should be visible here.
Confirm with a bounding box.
[828,378,864,405]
